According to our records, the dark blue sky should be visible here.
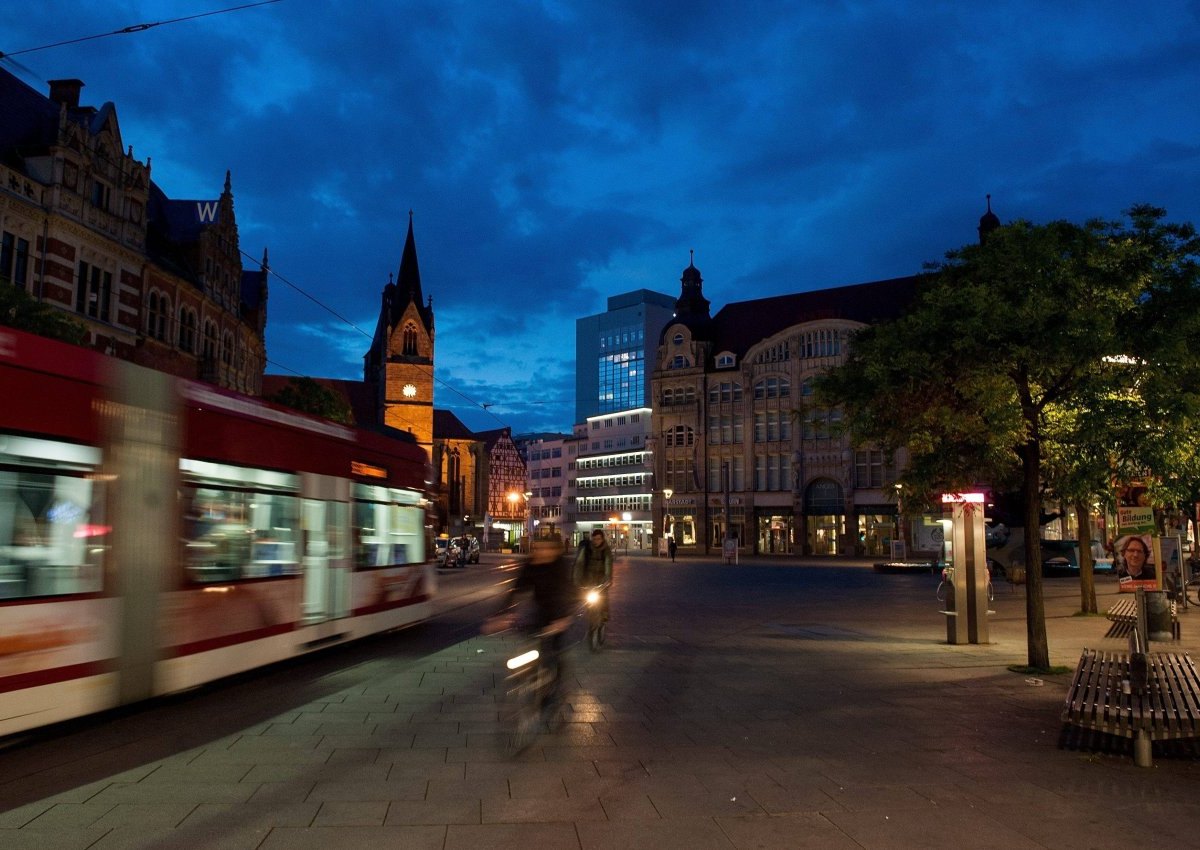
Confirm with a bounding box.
[4,1,1198,434]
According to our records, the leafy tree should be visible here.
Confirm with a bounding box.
[0,284,88,344]
[817,206,1198,670]
[265,377,354,426]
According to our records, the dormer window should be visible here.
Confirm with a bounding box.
[716,353,735,368]
[90,180,110,211]
[672,332,684,346]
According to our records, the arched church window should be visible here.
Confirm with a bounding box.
[402,323,418,356]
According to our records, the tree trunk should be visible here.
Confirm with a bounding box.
[1075,499,1097,614]
[1021,439,1050,669]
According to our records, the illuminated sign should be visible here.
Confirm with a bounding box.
[941,492,985,504]
[351,461,388,479]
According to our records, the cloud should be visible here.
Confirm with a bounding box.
[3,0,1198,437]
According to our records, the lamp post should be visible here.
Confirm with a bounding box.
[506,491,520,550]
[524,491,533,543]
[621,511,632,555]
[662,487,673,556]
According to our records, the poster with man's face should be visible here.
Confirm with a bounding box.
[1115,533,1157,588]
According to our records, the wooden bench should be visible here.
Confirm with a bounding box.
[1061,647,1200,766]
[1105,597,1180,640]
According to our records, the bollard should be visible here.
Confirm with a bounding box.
[1144,590,1173,642]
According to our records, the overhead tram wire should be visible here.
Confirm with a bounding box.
[239,248,514,429]
[0,1,285,62]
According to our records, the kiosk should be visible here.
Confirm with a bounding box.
[940,492,991,645]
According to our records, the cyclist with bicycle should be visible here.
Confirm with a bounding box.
[574,529,613,621]
[485,535,576,709]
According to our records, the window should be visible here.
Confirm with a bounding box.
[801,329,841,359]
[666,425,694,448]
[672,355,688,368]
[353,486,426,568]
[0,231,31,290]
[753,376,790,400]
[76,262,112,321]
[178,307,197,352]
[717,353,735,368]
[184,485,300,581]
[221,332,234,367]
[203,321,217,360]
[147,291,169,341]
[0,438,106,599]
[855,450,889,488]
[90,179,110,211]
[402,322,418,356]
[673,332,684,345]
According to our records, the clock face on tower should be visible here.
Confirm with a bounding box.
[402,383,418,398]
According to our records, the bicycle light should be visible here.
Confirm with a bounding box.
[585,589,600,605]
[506,649,540,670]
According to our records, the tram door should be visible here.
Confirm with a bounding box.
[301,475,350,623]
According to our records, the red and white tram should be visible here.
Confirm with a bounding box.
[0,327,436,737]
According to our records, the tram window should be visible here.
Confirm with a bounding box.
[183,486,300,582]
[0,469,106,599]
[354,500,425,568]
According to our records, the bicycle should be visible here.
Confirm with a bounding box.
[584,582,609,652]
[499,615,574,753]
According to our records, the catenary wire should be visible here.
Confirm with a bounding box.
[240,248,519,428]
[0,1,285,60]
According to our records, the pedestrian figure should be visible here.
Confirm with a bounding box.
[667,536,677,562]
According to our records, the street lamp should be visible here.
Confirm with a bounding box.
[662,488,674,555]
[506,491,521,550]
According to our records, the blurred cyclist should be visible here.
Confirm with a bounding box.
[486,535,576,706]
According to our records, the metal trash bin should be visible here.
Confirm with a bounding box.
[1144,590,1173,642]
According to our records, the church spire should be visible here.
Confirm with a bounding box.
[397,210,423,307]
[390,210,433,331]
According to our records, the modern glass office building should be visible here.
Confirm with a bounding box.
[572,289,676,552]
[575,289,676,422]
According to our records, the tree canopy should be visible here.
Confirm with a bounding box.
[816,205,1200,669]
[0,284,88,345]
[264,377,355,426]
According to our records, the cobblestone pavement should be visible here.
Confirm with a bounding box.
[2,554,1198,849]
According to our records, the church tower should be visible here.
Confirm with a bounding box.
[364,212,435,453]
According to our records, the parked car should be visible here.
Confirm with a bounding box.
[990,532,1114,579]
[434,538,458,568]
